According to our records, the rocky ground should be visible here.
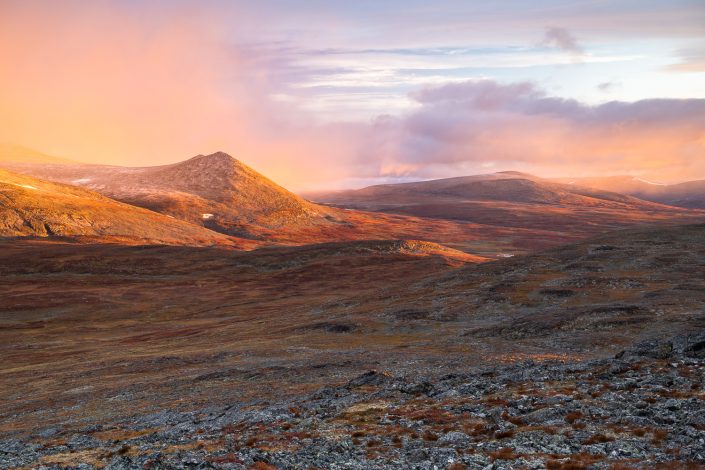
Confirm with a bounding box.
[2,224,704,469]
[2,334,703,469]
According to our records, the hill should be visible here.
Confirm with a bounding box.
[0,169,254,247]
[1,152,326,239]
[0,154,584,256]
[307,171,705,234]
[5,155,705,255]
[555,175,705,209]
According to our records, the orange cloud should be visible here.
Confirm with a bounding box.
[1,3,704,189]
[0,2,362,190]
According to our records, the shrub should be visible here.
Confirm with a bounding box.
[245,437,257,447]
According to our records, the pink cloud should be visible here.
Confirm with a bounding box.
[351,80,705,183]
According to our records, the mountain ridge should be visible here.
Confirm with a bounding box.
[554,175,705,209]
[0,168,256,248]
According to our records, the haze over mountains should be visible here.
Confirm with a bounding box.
[3,0,705,466]
[308,170,705,235]
[554,175,705,209]
[0,143,77,165]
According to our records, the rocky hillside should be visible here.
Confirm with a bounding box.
[0,154,584,254]
[2,334,703,469]
[0,169,253,247]
[1,152,332,239]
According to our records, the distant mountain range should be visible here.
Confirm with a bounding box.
[0,152,580,255]
[2,148,705,254]
[307,170,705,233]
[553,175,705,209]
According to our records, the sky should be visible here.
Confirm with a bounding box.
[1,0,704,190]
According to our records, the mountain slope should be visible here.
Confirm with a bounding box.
[5,155,704,255]
[308,171,705,233]
[310,171,667,208]
[555,175,705,209]
[2,152,325,239]
[0,169,253,247]
[0,143,77,165]
[0,154,575,255]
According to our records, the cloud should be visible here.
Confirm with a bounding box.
[542,27,584,55]
[597,82,620,93]
[349,80,705,183]
[665,45,705,72]
[1,2,704,189]
[0,2,363,190]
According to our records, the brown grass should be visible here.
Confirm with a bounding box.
[501,411,526,426]
[489,447,517,460]
[250,462,277,470]
[632,427,646,437]
[423,430,439,441]
[517,425,558,435]
[582,433,614,445]
[546,451,604,469]
[494,429,515,439]
[651,428,669,445]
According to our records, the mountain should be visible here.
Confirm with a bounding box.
[0,143,77,165]
[5,154,705,255]
[0,168,254,247]
[554,175,705,209]
[0,153,578,255]
[309,170,663,207]
[1,152,328,239]
[307,171,705,234]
